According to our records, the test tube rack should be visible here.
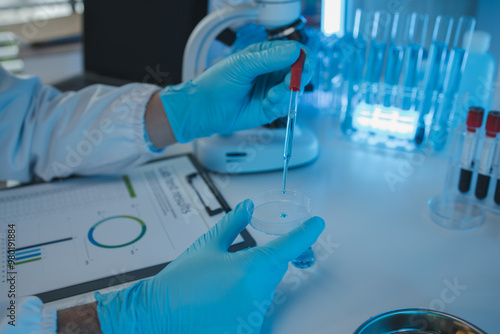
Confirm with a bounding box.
[428,112,500,230]
[334,12,476,152]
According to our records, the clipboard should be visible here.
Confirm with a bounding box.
[0,154,255,303]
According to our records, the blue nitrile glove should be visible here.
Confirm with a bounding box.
[160,41,315,143]
[95,199,325,333]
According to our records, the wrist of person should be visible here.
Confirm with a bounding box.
[144,90,178,149]
[57,302,100,334]
[159,81,202,144]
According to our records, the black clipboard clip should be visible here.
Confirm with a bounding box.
[186,173,224,216]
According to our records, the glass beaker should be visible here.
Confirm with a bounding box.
[247,189,315,269]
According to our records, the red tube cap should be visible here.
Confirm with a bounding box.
[289,49,306,92]
[466,106,484,132]
[486,111,500,137]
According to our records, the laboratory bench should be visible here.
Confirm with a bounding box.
[18,45,499,333]
[44,112,500,333]
[207,114,500,334]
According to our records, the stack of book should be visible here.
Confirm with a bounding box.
[0,30,23,74]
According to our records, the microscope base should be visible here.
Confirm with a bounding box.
[193,124,319,174]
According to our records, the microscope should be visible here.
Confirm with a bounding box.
[183,0,319,174]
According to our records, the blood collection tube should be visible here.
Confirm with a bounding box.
[475,111,500,199]
[458,107,484,193]
[495,153,500,205]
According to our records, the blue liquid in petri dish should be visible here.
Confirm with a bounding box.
[250,193,314,269]
[292,247,315,269]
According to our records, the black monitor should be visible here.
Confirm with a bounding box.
[56,0,207,90]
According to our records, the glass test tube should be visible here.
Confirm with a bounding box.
[383,12,408,107]
[414,15,453,145]
[423,16,453,92]
[340,9,368,134]
[442,16,476,97]
[400,13,428,110]
[495,146,500,205]
[458,107,484,193]
[431,16,476,150]
[365,11,391,85]
[475,111,500,199]
[341,8,368,84]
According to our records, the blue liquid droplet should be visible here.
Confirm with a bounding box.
[280,213,288,218]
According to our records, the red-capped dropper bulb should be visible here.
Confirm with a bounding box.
[485,111,500,137]
[289,49,306,92]
[466,106,484,132]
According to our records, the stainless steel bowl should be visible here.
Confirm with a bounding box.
[354,309,486,334]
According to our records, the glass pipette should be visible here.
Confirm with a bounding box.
[282,49,306,194]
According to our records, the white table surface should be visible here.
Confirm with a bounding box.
[24,45,499,332]
[42,111,500,334]
[45,105,499,334]
[203,113,500,334]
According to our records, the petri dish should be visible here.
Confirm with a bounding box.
[354,308,486,334]
[428,195,485,231]
[247,189,315,269]
[248,189,312,236]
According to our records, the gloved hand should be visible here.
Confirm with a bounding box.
[95,199,325,333]
[160,40,315,143]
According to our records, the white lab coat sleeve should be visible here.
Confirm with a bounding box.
[0,297,57,334]
[0,66,165,183]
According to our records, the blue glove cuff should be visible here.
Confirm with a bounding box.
[94,282,144,334]
[159,81,198,144]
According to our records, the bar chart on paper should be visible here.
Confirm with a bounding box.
[0,156,230,299]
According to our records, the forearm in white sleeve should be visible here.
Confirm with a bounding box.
[0,297,56,334]
[0,66,165,183]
